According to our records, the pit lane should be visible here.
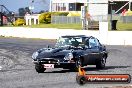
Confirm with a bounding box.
[0,37,132,88]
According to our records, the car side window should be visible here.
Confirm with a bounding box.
[89,38,99,48]
[95,38,101,46]
[84,38,89,47]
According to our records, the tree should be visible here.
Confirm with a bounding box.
[18,7,31,16]
[18,8,25,16]
[25,7,31,14]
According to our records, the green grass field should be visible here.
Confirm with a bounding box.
[108,15,132,31]
[2,22,132,31]
[108,22,132,31]
[116,22,132,31]
[31,22,132,31]
[29,23,82,30]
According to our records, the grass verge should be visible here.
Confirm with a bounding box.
[2,22,132,31]
[29,23,82,30]
[108,22,132,31]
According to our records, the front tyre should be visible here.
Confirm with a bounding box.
[96,56,106,69]
[76,75,86,85]
[35,64,46,73]
[73,58,83,71]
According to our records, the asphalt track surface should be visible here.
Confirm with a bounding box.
[0,37,132,88]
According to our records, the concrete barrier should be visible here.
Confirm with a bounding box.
[0,27,99,39]
[0,27,132,45]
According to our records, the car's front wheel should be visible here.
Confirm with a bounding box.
[73,58,83,71]
[96,56,106,69]
[76,75,86,85]
[35,64,46,73]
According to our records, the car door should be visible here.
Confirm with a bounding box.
[83,37,101,65]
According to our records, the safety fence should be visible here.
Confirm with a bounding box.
[51,15,108,24]
[108,14,132,23]
[51,16,81,24]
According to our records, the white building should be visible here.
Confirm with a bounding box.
[25,14,40,25]
[49,0,87,12]
[49,0,131,14]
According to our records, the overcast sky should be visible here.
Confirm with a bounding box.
[0,0,50,13]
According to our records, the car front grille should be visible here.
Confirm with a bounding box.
[39,58,60,64]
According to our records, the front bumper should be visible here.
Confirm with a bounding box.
[32,59,75,68]
[32,60,75,64]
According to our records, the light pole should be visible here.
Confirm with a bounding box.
[129,0,131,11]
[29,0,34,25]
[29,0,34,14]
[109,0,116,30]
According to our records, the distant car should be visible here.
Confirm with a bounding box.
[32,35,108,73]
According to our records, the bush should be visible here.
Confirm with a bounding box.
[52,12,69,16]
[14,18,26,26]
[39,12,51,24]
[39,12,69,24]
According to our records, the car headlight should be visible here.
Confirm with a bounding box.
[32,52,39,60]
[64,53,73,61]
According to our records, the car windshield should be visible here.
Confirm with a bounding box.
[55,37,84,48]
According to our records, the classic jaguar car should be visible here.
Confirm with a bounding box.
[32,35,108,73]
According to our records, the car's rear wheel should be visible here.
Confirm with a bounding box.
[96,56,106,69]
[35,64,46,73]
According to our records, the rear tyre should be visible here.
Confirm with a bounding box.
[96,56,106,69]
[35,64,46,73]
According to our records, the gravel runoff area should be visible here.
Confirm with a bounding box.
[0,37,132,88]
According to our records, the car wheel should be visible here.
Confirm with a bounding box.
[35,64,46,73]
[73,58,83,71]
[76,75,86,85]
[96,56,106,69]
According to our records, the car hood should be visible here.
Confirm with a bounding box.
[36,48,73,59]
